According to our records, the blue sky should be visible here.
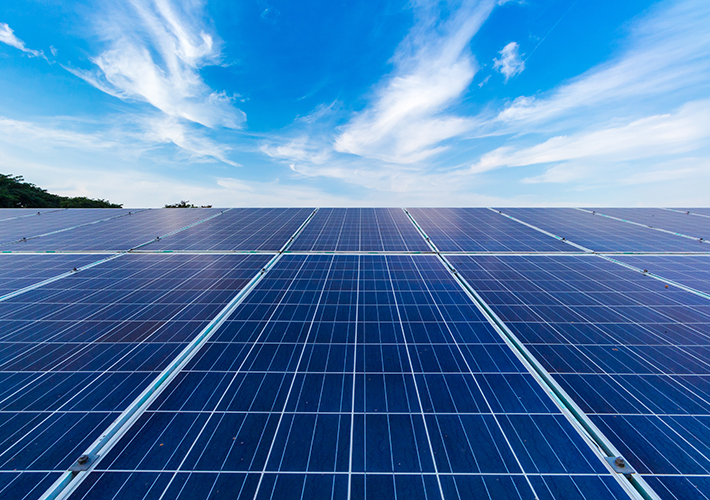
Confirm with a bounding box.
[0,0,708,207]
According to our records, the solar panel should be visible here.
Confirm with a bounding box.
[66,255,626,500]
[497,208,706,252]
[10,209,223,251]
[589,208,710,242]
[407,208,573,253]
[448,254,710,499]
[0,208,62,221]
[143,208,314,251]
[614,255,710,295]
[676,208,710,217]
[0,209,132,245]
[289,208,430,252]
[0,253,271,498]
[1,206,708,500]
[0,254,101,296]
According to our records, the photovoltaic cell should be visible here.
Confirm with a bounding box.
[449,254,710,500]
[614,255,710,295]
[0,254,101,296]
[0,209,61,221]
[289,208,430,252]
[590,208,710,242]
[68,255,625,500]
[407,208,572,253]
[497,208,706,252]
[143,208,313,251]
[677,209,710,217]
[11,209,222,251]
[0,253,271,499]
[0,209,131,245]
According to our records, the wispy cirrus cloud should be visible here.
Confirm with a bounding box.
[333,0,496,164]
[0,113,238,167]
[471,99,710,173]
[0,22,44,58]
[69,0,243,129]
[489,0,710,130]
[493,41,524,81]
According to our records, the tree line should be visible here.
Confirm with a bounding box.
[0,174,121,208]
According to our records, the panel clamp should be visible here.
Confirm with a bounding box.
[606,456,636,475]
[69,453,98,473]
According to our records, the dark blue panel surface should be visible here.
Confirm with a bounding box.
[450,254,710,500]
[677,208,710,217]
[0,253,270,492]
[70,255,624,500]
[615,255,710,295]
[0,471,61,499]
[289,208,430,251]
[0,209,131,245]
[143,208,313,251]
[497,208,706,252]
[13,209,222,251]
[0,208,62,221]
[407,208,572,253]
[590,208,710,242]
[0,254,100,296]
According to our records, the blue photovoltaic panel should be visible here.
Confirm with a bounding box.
[0,209,62,221]
[677,209,710,217]
[0,254,101,296]
[143,208,313,251]
[590,208,710,242]
[289,208,430,251]
[497,208,706,252]
[12,208,222,251]
[0,253,271,498]
[615,255,710,295]
[0,209,131,245]
[407,208,572,253]
[68,255,625,500]
[449,254,710,500]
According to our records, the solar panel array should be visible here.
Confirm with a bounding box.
[1,207,709,500]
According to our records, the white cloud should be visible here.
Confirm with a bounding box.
[69,0,243,129]
[489,0,710,129]
[333,0,496,164]
[0,23,44,58]
[493,41,524,81]
[142,116,239,166]
[0,116,119,150]
[260,137,332,166]
[0,114,238,166]
[471,99,710,173]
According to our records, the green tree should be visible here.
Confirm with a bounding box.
[0,174,122,208]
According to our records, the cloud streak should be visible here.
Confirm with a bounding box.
[471,99,710,173]
[489,0,710,129]
[333,0,496,164]
[69,0,243,129]
[0,22,44,58]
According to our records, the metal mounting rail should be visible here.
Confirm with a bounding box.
[576,208,709,245]
[402,208,660,500]
[597,254,710,302]
[39,207,319,500]
[487,207,595,252]
[662,207,710,219]
[0,209,240,302]
[0,253,125,303]
[278,207,319,253]
[0,208,63,222]
[128,208,233,251]
[1,209,148,247]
